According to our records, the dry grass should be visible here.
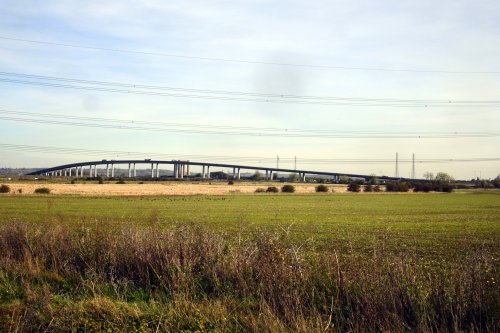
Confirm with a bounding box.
[4,182,348,196]
[0,221,497,332]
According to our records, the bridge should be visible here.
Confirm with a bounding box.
[26,159,417,182]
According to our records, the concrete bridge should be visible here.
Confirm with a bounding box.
[26,159,416,182]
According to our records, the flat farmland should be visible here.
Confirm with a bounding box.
[1,181,348,195]
[0,191,498,332]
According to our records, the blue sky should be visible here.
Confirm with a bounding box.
[0,0,499,179]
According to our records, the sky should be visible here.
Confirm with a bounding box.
[0,0,499,179]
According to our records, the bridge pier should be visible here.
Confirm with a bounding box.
[237,168,240,180]
[207,166,211,179]
[133,163,136,177]
[111,164,115,178]
[156,163,160,178]
[202,165,206,179]
[128,163,131,178]
[187,163,190,177]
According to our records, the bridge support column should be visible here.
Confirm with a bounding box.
[202,165,206,179]
[180,163,184,179]
[156,163,159,178]
[111,164,115,178]
[150,163,154,178]
[183,164,187,178]
[269,170,273,181]
[237,168,240,180]
[302,173,306,182]
[187,163,190,177]
[128,163,131,178]
[68,168,72,177]
[207,166,210,179]
[133,163,136,177]
[106,164,109,177]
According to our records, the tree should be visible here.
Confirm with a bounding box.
[369,175,379,185]
[435,172,454,184]
[288,173,299,182]
[347,182,361,192]
[423,172,434,180]
[433,172,454,192]
[339,175,350,184]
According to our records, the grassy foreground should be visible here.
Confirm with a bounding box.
[0,192,499,332]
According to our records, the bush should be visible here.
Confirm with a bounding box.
[0,184,10,193]
[373,185,381,192]
[266,186,279,193]
[316,184,329,192]
[228,180,234,185]
[386,181,410,192]
[281,185,295,193]
[34,187,51,194]
[70,179,76,184]
[116,180,126,184]
[18,188,22,194]
[347,182,361,192]
[255,188,266,193]
[363,184,373,192]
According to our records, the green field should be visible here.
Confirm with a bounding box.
[0,192,499,332]
[1,192,498,252]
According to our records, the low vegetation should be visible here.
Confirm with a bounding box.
[0,184,10,193]
[315,184,329,192]
[266,186,279,193]
[0,221,497,332]
[281,184,295,193]
[33,187,50,194]
[347,182,361,192]
[0,193,498,332]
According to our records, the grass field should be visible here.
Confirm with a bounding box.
[0,191,499,332]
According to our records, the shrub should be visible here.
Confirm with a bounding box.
[34,187,51,194]
[116,180,126,184]
[0,184,10,193]
[281,185,295,193]
[18,189,22,194]
[266,186,279,193]
[347,182,361,192]
[255,188,266,193]
[386,181,410,192]
[316,184,329,192]
[228,180,234,185]
[373,185,381,192]
[70,179,76,184]
[363,184,373,192]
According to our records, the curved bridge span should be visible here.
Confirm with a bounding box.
[26,159,411,182]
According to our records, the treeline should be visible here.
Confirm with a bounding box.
[347,172,458,193]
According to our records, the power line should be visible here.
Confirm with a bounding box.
[1,36,499,74]
[2,72,497,105]
[1,143,499,165]
[1,72,499,108]
[1,109,499,139]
